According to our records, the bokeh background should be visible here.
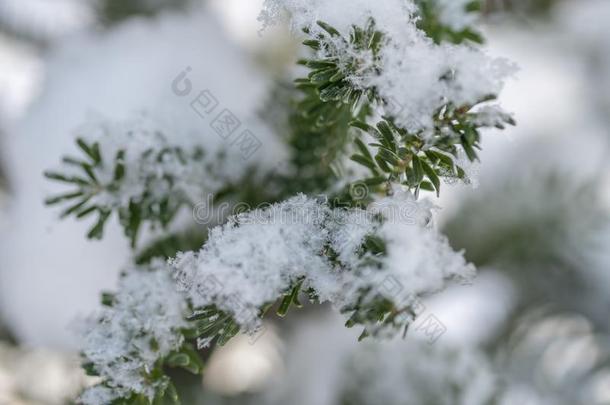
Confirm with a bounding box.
[0,0,609,404]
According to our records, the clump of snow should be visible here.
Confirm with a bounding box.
[260,0,515,135]
[170,194,335,331]
[370,32,515,133]
[472,104,515,128]
[73,190,474,401]
[362,191,476,301]
[77,262,188,404]
[170,191,473,335]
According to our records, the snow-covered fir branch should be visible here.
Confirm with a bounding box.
[261,0,515,133]
[78,192,473,403]
[260,0,515,197]
[41,1,516,404]
[44,113,247,246]
[46,1,516,234]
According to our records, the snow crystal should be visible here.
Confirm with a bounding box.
[77,262,188,404]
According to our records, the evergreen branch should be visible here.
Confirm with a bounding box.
[44,123,232,247]
[349,102,515,197]
[79,194,473,404]
[262,20,382,197]
[295,17,514,200]
[170,193,473,347]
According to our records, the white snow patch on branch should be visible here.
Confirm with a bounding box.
[259,0,516,134]
[170,192,474,333]
[77,262,188,404]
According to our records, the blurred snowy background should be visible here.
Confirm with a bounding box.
[0,0,609,404]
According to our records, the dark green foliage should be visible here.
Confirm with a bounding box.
[348,99,515,198]
[182,306,242,349]
[44,138,210,247]
[279,81,361,195]
[300,19,384,107]
[101,379,180,405]
[269,19,383,196]
[277,278,305,317]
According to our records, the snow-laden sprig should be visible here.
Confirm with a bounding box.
[171,192,473,342]
[265,0,515,197]
[77,261,193,405]
[77,192,473,404]
[44,114,239,246]
[261,0,515,131]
